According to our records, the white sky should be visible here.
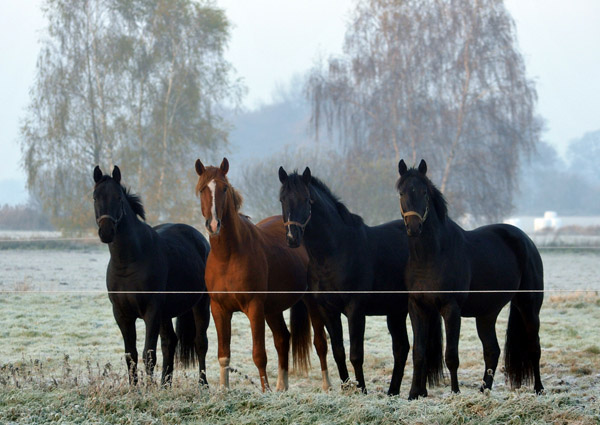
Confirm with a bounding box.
[0,0,599,198]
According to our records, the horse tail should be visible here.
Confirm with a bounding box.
[290,300,311,375]
[504,302,535,388]
[426,312,445,386]
[176,310,197,368]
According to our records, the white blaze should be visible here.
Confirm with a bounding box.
[287,213,293,238]
[208,180,219,232]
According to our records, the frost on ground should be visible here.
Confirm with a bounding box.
[0,248,598,423]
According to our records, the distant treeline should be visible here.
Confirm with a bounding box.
[0,204,53,230]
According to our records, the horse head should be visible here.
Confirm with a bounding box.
[195,157,241,236]
[278,166,313,248]
[397,159,430,237]
[93,165,126,243]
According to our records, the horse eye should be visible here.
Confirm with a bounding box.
[223,187,227,192]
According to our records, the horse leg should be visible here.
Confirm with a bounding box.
[440,301,462,394]
[247,301,270,391]
[475,312,501,392]
[347,309,367,393]
[192,295,211,387]
[114,312,138,385]
[142,310,161,384]
[266,312,290,391]
[306,298,331,391]
[211,301,233,390]
[159,317,178,386]
[386,311,410,396]
[320,307,350,387]
[407,298,430,400]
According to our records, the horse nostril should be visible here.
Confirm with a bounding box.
[205,220,210,229]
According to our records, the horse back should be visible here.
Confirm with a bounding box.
[461,223,543,315]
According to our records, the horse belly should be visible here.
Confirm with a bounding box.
[460,260,520,317]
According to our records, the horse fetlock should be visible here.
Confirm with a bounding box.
[276,367,289,391]
[321,370,332,391]
[218,357,230,389]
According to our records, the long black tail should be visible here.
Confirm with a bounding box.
[290,300,311,375]
[426,312,445,386]
[175,310,197,368]
[504,303,534,388]
[503,226,544,390]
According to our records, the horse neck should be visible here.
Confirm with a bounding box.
[303,195,349,260]
[208,198,245,259]
[407,205,445,263]
[108,203,153,266]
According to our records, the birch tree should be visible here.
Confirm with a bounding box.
[307,0,540,220]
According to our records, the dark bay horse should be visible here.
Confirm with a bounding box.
[397,159,544,399]
[93,166,211,386]
[278,167,444,395]
[195,158,331,392]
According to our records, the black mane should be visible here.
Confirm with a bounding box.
[396,169,448,222]
[282,171,364,227]
[96,175,146,221]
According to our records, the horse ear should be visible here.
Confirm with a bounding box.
[302,167,311,185]
[220,157,229,175]
[278,166,288,184]
[398,159,407,176]
[418,159,427,175]
[195,159,205,176]
[93,166,103,183]
[112,165,121,184]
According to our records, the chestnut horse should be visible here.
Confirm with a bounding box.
[195,158,331,391]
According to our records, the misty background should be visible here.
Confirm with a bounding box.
[1,0,599,233]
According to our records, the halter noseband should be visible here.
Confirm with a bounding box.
[283,213,312,230]
[399,196,429,225]
[96,197,126,227]
[283,198,314,230]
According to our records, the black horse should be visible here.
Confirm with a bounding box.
[397,159,544,399]
[278,167,443,395]
[93,165,211,386]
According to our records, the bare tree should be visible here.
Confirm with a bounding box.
[307,0,540,220]
[20,0,242,231]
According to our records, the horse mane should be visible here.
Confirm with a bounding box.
[396,169,448,222]
[282,171,364,227]
[122,185,146,221]
[195,166,243,212]
[95,175,146,221]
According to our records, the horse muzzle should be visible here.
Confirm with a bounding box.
[285,225,303,248]
[405,217,423,237]
[97,218,116,243]
[206,218,221,236]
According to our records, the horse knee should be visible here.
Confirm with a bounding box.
[349,351,364,368]
[252,349,267,370]
[445,349,459,371]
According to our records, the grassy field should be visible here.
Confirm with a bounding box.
[0,248,599,423]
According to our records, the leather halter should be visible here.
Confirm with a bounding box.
[283,213,312,230]
[399,196,429,224]
[283,199,314,230]
[96,197,126,227]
